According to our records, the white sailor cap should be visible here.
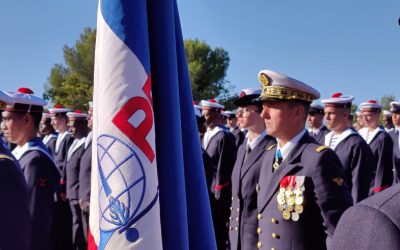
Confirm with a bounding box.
[383,110,392,117]
[390,101,400,113]
[89,101,93,108]
[222,110,236,118]
[67,110,88,119]
[233,88,261,106]
[0,87,47,113]
[309,102,324,114]
[193,101,201,110]
[200,99,224,110]
[257,69,320,102]
[359,100,382,112]
[42,112,52,119]
[48,104,71,114]
[321,92,354,109]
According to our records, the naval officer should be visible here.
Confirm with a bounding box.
[256,70,352,250]
[228,88,276,250]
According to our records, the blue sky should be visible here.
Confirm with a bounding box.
[0,0,399,107]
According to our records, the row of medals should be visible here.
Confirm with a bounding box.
[277,185,304,221]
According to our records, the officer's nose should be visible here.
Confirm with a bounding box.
[260,106,270,120]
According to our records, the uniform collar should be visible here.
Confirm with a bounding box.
[276,129,307,161]
[246,130,267,150]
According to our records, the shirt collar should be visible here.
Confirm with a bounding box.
[276,129,307,161]
[247,131,267,150]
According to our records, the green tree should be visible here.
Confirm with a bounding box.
[184,39,230,101]
[44,27,96,110]
[380,94,395,111]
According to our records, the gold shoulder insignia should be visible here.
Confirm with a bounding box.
[0,154,14,161]
[316,145,329,153]
[266,144,277,151]
[332,177,344,186]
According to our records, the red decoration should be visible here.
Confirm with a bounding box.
[368,100,377,104]
[331,92,342,98]
[239,91,246,97]
[209,99,216,103]
[54,104,64,109]
[193,101,198,105]
[75,110,82,113]
[17,87,34,94]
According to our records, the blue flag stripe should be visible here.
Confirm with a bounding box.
[100,0,151,73]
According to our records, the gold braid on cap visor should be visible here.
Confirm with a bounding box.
[260,85,314,102]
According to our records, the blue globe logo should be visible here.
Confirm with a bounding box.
[97,134,148,243]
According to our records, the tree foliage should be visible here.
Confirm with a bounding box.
[44,27,96,110]
[44,31,232,110]
[184,39,230,101]
[380,94,395,111]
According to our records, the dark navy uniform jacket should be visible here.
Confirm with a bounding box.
[13,137,60,250]
[309,125,330,145]
[79,134,92,201]
[330,184,400,250]
[257,132,352,250]
[65,138,86,200]
[229,134,276,250]
[53,132,74,187]
[0,143,31,250]
[202,129,236,250]
[366,129,394,193]
[325,130,375,203]
[43,133,57,156]
[388,129,400,184]
[231,127,245,149]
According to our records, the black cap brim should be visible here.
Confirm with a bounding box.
[233,94,260,106]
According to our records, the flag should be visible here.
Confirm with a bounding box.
[90,0,216,249]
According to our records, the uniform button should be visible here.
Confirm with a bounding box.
[257,227,262,234]
[231,196,233,201]
[229,226,233,230]
[237,198,240,202]
[271,218,278,224]
[271,248,276,250]
[272,233,280,239]
[235,227,238,231]
[258,213,263,220]
[236,208,239,212]
[257,241,262,249]
[230,207,232,211]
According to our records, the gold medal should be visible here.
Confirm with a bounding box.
[287,205,294,212]
[282,210,290,220]
[277,204,284,211]
[285,188,293,197]
[295,196,304,205]
[277,194,285,205]
[294,187,302,196]
[279,188,285,194]
[273,162,279,171]
[287,196,295,206]
[295,205,303,214]
[291,212,300,221]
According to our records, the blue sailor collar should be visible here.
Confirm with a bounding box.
[67,137,86,161]
[358,126,385,144]
[42,133,57,146]
[84,131,92,149]
[12,137,53,161]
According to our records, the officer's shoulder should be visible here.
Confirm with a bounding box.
[359,184,400,212]
[0,153,14,162]
[265,144,277,151]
